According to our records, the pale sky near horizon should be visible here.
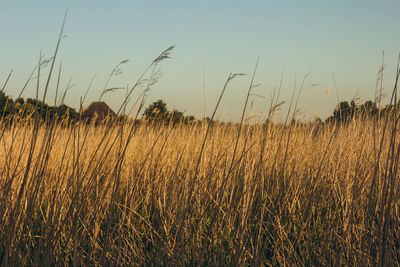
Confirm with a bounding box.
[1,1,399,121]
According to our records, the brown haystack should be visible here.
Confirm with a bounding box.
[81,101,116,123]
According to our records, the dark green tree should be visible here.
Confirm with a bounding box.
[15,97,24,105]
[143,100,197,125]
[0,91,14,117]
[333,101,352,123]
[144,100,170,122]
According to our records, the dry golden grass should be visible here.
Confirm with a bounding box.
[1,18,399,264]
[0,116,399,265]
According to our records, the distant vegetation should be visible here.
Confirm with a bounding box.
[143,99,197,125]
[2,89,397,127]
[0,90,79,122]
[326,99,397,124]
[0,92,206,125]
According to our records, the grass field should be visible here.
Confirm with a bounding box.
[1,110,400,265]
[1,22,400,264]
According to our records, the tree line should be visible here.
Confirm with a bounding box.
[0,93,198,125]
[325,99,396,124]
[0,91,79,122]
[2,90,397,125]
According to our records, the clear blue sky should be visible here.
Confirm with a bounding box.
[1,1,399,121]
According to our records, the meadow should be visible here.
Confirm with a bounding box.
[1,26,400,265]
[1,101,400,265]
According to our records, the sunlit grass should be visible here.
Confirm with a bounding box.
[0,114,399,265]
